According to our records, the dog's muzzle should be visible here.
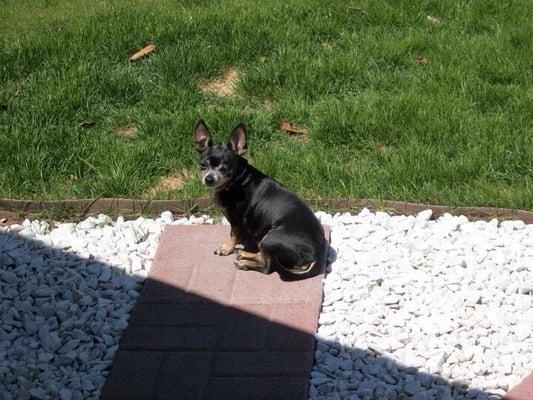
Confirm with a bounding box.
[202,170,223,188]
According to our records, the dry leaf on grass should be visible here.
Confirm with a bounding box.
[280,121,308,136]
[416,56,429,64]
[129,44,156,61]
[114,125,138,138]
[200,68,239,97]
[426,15,440,24]
[78,121,95,129]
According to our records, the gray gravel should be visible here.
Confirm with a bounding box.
[0,213,211,400]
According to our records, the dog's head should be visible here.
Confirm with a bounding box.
[193,119,247,189]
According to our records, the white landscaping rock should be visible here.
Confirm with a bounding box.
[416,209,433,223]
[160,210,174,224]
[310,210,533,400]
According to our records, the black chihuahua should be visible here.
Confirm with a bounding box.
[194,119,326,279]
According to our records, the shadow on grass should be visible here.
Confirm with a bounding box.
[0,228,500,400]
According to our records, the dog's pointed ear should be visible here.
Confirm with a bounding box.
[228,123,247,155]
[194,119,212,152]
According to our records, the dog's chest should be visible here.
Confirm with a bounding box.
[215,191,249,224]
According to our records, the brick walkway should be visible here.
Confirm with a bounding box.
[101,225,329,400]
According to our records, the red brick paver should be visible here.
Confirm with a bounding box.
[505,372,533,400]
[101,225,329,400]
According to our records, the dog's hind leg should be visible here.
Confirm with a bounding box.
[236,250,262,261]
[234,250,272,274]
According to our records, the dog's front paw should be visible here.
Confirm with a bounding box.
[214,243,235,256]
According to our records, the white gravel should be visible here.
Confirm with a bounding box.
[0,209,531,400]
[0,213,212,400]
[311,209,532,400]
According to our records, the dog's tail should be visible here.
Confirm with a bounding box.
[279,237,329,282]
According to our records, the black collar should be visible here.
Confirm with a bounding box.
[217,167,252,192]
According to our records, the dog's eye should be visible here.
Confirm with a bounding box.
[219,165,230,173]
[200,163,208,170]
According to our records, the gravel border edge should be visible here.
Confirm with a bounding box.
[0,197,532,224]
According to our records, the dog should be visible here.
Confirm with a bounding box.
[194,119,327,279]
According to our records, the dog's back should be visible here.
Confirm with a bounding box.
[226,168,326,278]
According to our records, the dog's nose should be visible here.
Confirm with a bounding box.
[205,174,215,185]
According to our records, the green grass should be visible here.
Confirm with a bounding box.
[1,0,532,209]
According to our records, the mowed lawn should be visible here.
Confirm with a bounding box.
[1,0,531,208]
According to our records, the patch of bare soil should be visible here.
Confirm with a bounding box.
[200,68,240,97]
[146,169,196,197]
[114,125,138,138]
